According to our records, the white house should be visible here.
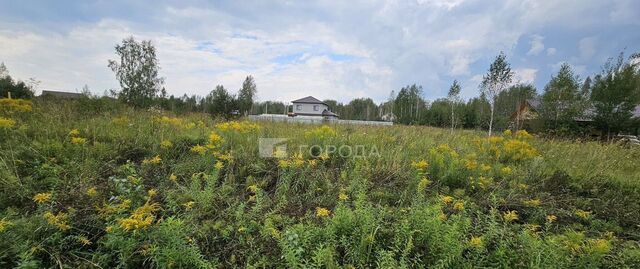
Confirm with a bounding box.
[291,96,338,119]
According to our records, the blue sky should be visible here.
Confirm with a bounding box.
[1,0,639,103]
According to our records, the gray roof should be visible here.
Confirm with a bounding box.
[292,96,325,104]
[322,109,339,117]
[41,90,83,98]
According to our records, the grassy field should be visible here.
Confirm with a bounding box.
[1,98,640,268]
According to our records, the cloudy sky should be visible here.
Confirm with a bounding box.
[1,0,639,103]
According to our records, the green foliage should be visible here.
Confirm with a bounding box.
[0,99,639,267]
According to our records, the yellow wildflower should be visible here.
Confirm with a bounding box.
[33,192,52,204]
[190,145,207,155]
[339,193,349,201]
[315,207,331,217]
[208,132,223,148]
[0,117,16,128]
[71,137,87,145]
[575,210,592,220]
[214,161,224,170]
[118,202,159,231]
[0,218,11,232]
[278,159,290,169]
[502,129,512,136]
[439,212,448,221]
[503,210,519,222]
[500,166,512,175]
[464,158,478,170]
[442,196,454,205]
[77,236,92,246]
[417,177,431,192]
[105,226,114,233]
[147,189,158,199]
[142,155,161,165]
[86,187,98,197]
[587,238,612,255]
[160,140,173,149]
[469,236,483,249]
[453,201,465,211]
[546,215,557,224]
[515,129,532,139]
[411,160,429,171]
[247,184,259,193]
[169,173,178,182]
[523,199,541,207]
[68,129,80,137]
[480,164,492,173]
[44,211,71,231]
[182,201,195,210]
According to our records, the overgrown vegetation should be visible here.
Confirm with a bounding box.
[1,98,639,268]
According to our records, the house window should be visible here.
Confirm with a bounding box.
[313,105,319,111]
[296,104,302,111]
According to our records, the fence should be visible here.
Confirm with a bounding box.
[248,114,393,126]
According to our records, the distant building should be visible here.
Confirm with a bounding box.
[291,96,338,119]
[40,90,83,99]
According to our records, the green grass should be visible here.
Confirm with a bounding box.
[1,98,640,268]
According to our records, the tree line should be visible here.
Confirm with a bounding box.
[3,36,638,137]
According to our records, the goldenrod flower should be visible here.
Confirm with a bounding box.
[169,173,178,182]
[469,236,483,248]
[214,161,224,170]
[86,187,98,197]
[147,189,158,199]
[105,226,114,233]
[575,210,592,220]
[118,202,159,231]
[502,129,512,136]
[160,140,173,149]
[417,177,431,192]
[453,201,465,211]
[500,166,512,175]
[0,218,12,232]
[182,201,195,210]
[44,211,71,231]
[503,210,519,222]
[411,160,429,171]
[247,184,259,193]
[439,213,448,221]
[142,155,161,165]
[68,129,80,137]
[338,193,349,201]
[442,196,454,205]
[190,145,207,155]
[480,164,492,173]
[33,192,52,204]
[71,137,86,145]
[523,199,541,207]
[77,236,92,246]
[546,214,557,223]
[315,207,331,217]
[0,117,16,128]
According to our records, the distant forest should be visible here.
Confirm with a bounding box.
[2,37,639,137]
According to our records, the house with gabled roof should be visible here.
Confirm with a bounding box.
[291,96,338,119]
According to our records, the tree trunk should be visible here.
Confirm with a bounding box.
[489,103,495,136]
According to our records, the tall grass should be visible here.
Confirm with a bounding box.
[0,98,639,268]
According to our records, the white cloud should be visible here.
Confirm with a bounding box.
[513,68,538,84]
[527,34,545,56]
[578,36,598,59]
[546,47,557,56]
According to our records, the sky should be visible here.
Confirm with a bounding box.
[1,0,639,103]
